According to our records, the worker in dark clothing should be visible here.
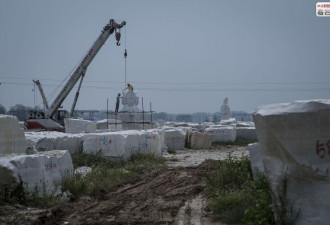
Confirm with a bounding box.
[115,93,121,113]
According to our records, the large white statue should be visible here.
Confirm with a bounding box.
[120,89,141,130]
[220,97,230,120]
[121,90,139,112]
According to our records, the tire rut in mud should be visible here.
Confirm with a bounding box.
[35,162,215,225]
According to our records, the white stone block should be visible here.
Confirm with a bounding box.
[173,122,191,127]
[248,143,264,178]
[0,115,26,155]
[236,127,257,141]
[64,118,96,134]
[220,118,236,125]
[186,131,211,149]
[164,122,172,126]
[96,119,110,130]
[0,150,73,195]
[236,121,255,127]
[25,131,83,154]
[177,126,193,133]
[82,129,164,159]
[202,122,215,127]
[96,119,122,131]
[75,166,92,178]
[190,124,206,132]
[204,126,236,143]
[164,128,186,150]
[253,99,330,225]
[157,119,165,126]
[143,122,159,130]
[19,121,25,129]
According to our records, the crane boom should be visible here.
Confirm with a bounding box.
[33,80,49,109]
[45,19,126,119]
[69,70,86,117]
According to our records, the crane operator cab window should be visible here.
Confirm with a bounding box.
[56,109,69,124]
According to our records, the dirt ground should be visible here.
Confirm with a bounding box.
[0,145,248,225]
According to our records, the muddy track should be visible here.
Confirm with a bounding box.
[31,162,216,225]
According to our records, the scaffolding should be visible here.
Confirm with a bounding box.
[106,97,155,130]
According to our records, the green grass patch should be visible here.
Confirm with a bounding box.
[212,138,256,147]
[208,190,253,224]
[234,138,256,146]
[124,153,167,171]
[71,152,166,172]
[212,138,256,146]
[0,179,62,209]
[167,148,177,154]
[27,192,63,208]
[62,167,138,196]
[63,152,167,196]
[1,152,167,208]
[205,154,276,224]
[168,158,180,162]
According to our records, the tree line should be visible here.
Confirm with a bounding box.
[0,104,42,121]
[0,104,252,122]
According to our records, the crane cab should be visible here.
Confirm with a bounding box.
[26,109,68,131]
[54,109,69,125]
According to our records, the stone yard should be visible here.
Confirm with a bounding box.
[2,99,330,225]
[0,145,247,225]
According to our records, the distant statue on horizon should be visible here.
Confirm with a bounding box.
[221,97,230,120]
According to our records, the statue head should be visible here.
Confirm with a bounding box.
[223,97,228,105]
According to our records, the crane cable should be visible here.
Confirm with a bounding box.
[124,25,127,88]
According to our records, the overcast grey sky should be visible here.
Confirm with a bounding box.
[0,0,329,114]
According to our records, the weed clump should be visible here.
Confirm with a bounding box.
[0,152,166,208]
[0,178,62,209]
[166,148,177,154]
[205,154,276,225]
[63,152,166,196]
[212,138,256,147]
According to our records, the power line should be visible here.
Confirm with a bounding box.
[2,81,329,93]
[1,76,330,86]
[0,76,124,84]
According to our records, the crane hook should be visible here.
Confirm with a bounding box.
[115,30,121,46]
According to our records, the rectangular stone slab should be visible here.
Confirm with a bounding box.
[0,150,73,195]
[253,99,330,225]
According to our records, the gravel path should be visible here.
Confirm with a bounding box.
[163,145,248,167]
